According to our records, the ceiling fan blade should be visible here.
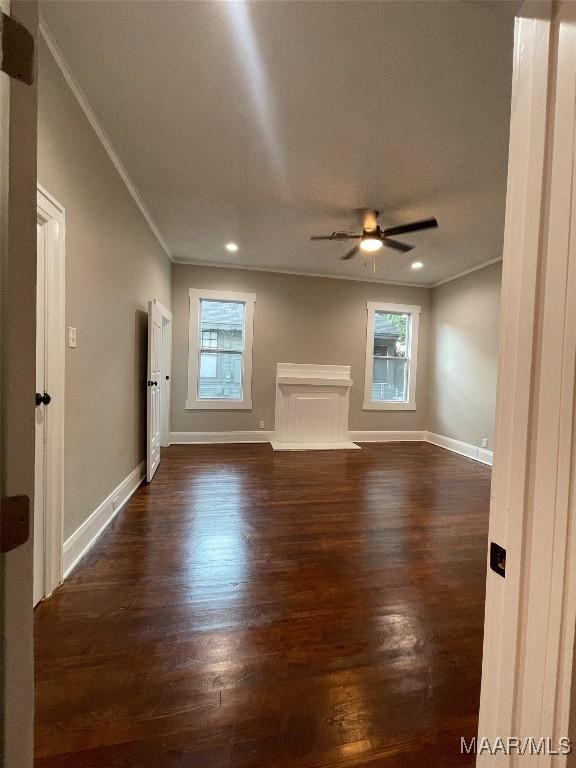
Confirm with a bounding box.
[383,217,438,237]
[341,245,360,260]
[310,233,361,241]
[383,238,414,253]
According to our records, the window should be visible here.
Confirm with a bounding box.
[187,289,255,409]
[363,302,420,410]
[201,330,218,348]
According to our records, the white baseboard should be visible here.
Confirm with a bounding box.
[170,430,275,444]
[349,430,427,442]
[426,431,493,466]
[271,440,361,451]
[168,429,492,466]
[170,430,424,445]
[63,461,146,578]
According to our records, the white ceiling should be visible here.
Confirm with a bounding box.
[40,0,518,286]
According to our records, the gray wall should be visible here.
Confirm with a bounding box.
[37,40,171,538]
[429,262,502,449]
[171,264,431,433]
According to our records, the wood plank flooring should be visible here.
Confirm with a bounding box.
[34,442,490,768]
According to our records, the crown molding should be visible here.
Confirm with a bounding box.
[171,258,433,289]
[431,256,502,288]
[39,19,173,262]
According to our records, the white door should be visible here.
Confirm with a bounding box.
[34,220,47,606]
[1,3,37,765]
[147,300,162,482]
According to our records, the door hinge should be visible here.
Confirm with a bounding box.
[1,495,30,552]
[490,541,506,578]
[0,11,34,85]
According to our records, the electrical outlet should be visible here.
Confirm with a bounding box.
[258,420,265,429]
[481,438,488,449]
[68,326,77,348]
[112,495,121,511]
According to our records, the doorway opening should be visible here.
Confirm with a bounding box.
[160,310,172,449]
[34,186,65,607]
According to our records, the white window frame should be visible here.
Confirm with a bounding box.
[186,288,255,410]
[363,301,420,411]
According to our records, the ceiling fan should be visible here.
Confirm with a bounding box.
[310,210,438,260]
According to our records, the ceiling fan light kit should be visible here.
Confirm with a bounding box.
[360,237,383,253]
[310,211,438,262]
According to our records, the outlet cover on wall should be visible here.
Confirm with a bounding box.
[258,420,265,429]
[481,438,488,449]
[68,326,77,348]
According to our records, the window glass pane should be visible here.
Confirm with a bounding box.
[201,330,218,348]
[200,300,244,351]
[373,311,408,357]
[199,351,243,400]
[372,357,408,402]
[199,351,218,378]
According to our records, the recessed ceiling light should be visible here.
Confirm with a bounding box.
[359,237,383,253]
[411,261,424,270]
[225,242,239,253]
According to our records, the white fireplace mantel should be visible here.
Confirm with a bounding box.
[272,363,360,451]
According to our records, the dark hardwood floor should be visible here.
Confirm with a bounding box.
[34,442,490,768]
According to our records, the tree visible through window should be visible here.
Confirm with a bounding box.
[372,311,409,402]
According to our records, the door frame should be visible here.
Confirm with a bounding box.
[1,2,38,765]
[478,2,576,762]
[35,185,65,599]
[0,0,10,756]
[158,302,172,448]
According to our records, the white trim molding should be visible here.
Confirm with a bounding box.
[172,256,504,291]
[170,430,274,444]
[349,430,427,443]
[36,185,66,598]
[363,301,421,411]
[271,441,360,451]
[426,432,493,466]
[186,288,255,411]
[431,257,503,288]
[168,429,492,466]
[39,20,172,261]
[63,461,145,578]
[172,257,432,288]
[477,5,576,761]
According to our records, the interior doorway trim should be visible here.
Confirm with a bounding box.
[36,184,65,599]
[478,3,576,762]
[155,300,172,448]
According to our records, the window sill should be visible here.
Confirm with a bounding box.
[185,399,253,411]
[362,401,416,411]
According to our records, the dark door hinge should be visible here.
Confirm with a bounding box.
[490,542,506,578]
[1,495,30,552]
[0,11,34,85]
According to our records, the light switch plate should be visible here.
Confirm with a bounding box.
[68,326,77,348]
